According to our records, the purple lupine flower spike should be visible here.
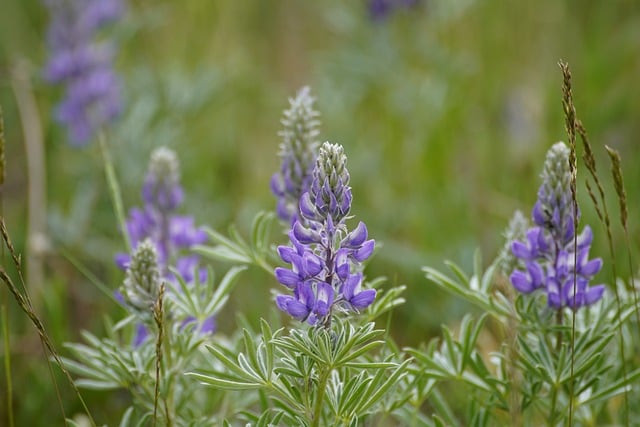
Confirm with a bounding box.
[115,147,214,340]
[43,0,124,146]
[510,142,605,310]
[275,142,377,327]
[271,87,321,224]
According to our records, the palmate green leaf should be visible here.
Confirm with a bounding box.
[274,329,325,365]
[195,212,277,273]
[250,211,276,253]
[200,344,260,383]
[423,258,511,320]
[195,226,253,264]
[63,334,153,387]
[355,358,411,414]
[580,368,640,406]
[333,322,385,366]
[57,355,120,386]
[460,313,488,371]
[336,371,371,418]
[562,332,613,382]
[406,347,455,380]
[260,319,277,379]
[441,324,461,374]
[517,333,555,385]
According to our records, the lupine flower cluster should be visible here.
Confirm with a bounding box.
[510,142,605,310]
[270,86,320,225]
[43,0,124,145]
[275,142,376,326]
[368,0,419,21]
[117,147,213,343]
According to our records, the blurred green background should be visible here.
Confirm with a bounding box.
[1,0,639,424]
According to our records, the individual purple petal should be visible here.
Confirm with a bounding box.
[342,221,368,248]
[526,261,544,289]
[315,282,334,317]
[579,257,602,277]
[510,270,536,294]
[563,278,591,309]
[335,249,350,280]
[584,284,605,305]
[276,295,310,320]
[547,292,562,309]
[576,225,593,250]
[277,245,296,264]
[293,221,321,244]
[275,267,299,289]
[532,201,546,227]
[303,252,323,276]
[342,273,363,301]
[299,192,317,220]
[353,239,375,262]
[511,240,531,259]
[349,289,376,309]
[340,187,352,217]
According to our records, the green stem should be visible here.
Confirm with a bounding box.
[548,383,558,427]
[98,132,131,250]
[2,305,13,427]
[312,367,331,427]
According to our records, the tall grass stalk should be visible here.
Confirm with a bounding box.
[98,131,131,250]
[11,61,47,311]
[1,305,13,427]
[578,123,632,425]
[559,60,580,426]
[605,146,640,338]
[0,107,9,427]
[0,218,97,427]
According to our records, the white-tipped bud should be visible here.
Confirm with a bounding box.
[121,239,161,315]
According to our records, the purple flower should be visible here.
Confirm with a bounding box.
[275,142,377,326]
[43,0,124,146]
[369,0,419,21]
[510,142,604,310]
[271,87,321,224]
[116,148,214,337]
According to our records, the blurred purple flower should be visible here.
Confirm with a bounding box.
[43,0,124,146]
[275,142,376,327]
[369,0,419,21]
[271,87,320,224]
[510,142,604,310]
[116,148,213,339]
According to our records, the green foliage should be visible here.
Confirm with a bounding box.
[57,264,246,425]
[195,211,278,274]
[418,252,640,426]
[191,317,411,426]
